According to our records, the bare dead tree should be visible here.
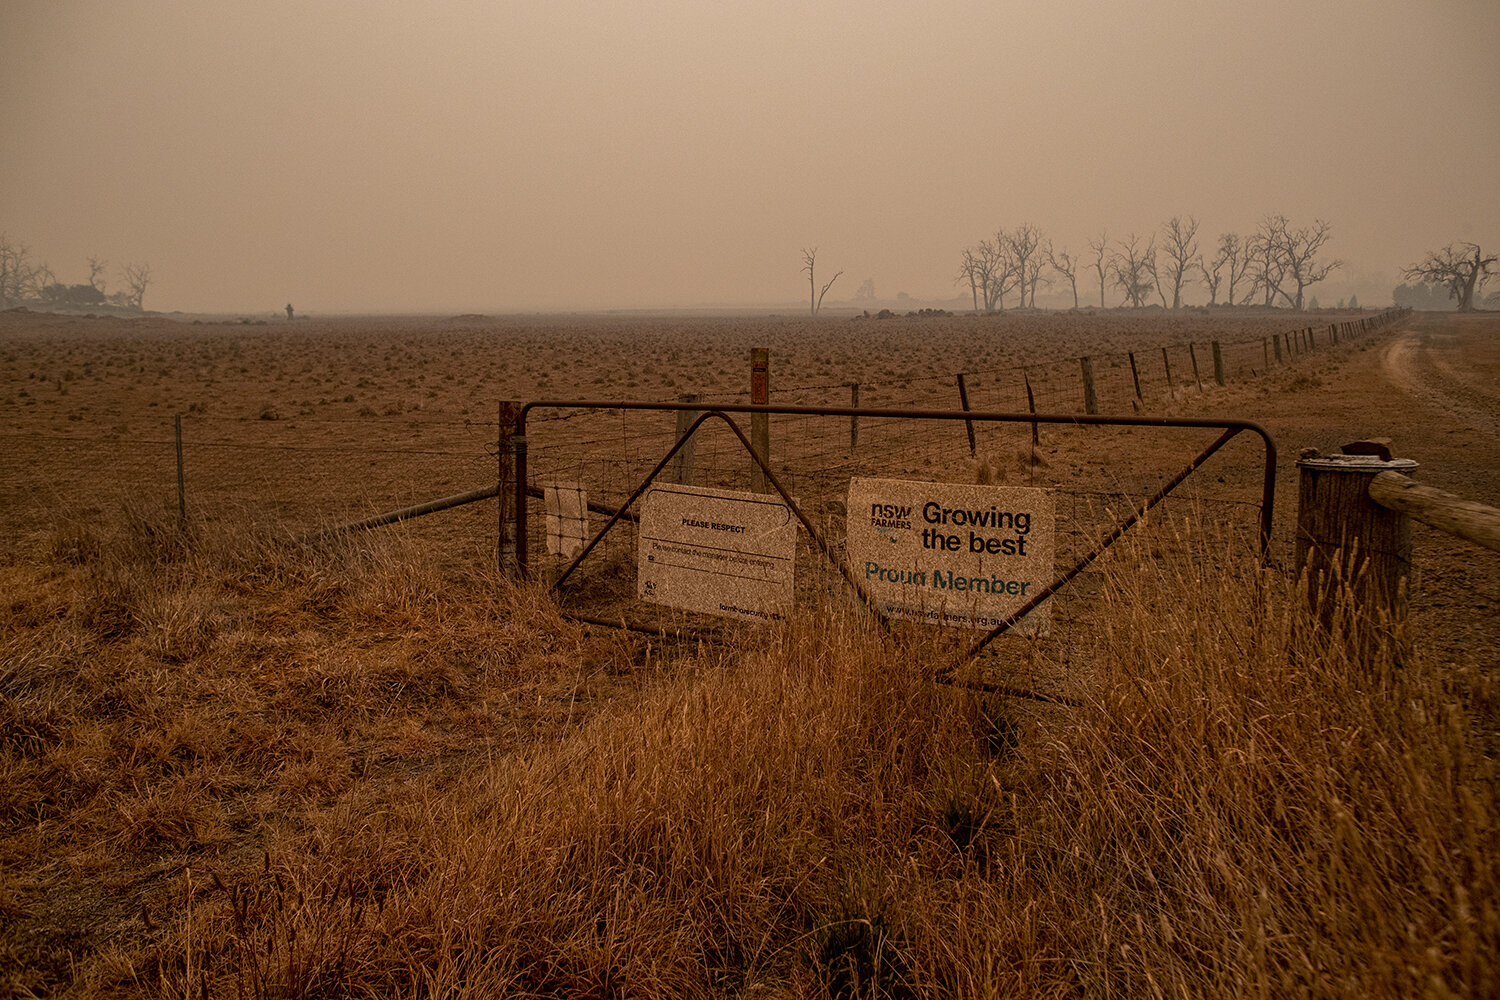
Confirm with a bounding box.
[87,255,108,293]
[1159,215,1199,309]
[984,235,1020,311]
[1026,259,1049,309]
[1087,232,1109,308]
[1404,242,1497,312]
[1205,232,1251,306]
[1047,242,1079,309]
[0,233,46,306]
[121,261,152,311]
[1270,216,1339,310]
[1149,245,1168,308]
[956,248,982,312]
[1246,220,1286,306]
[1200,248,1225,305]
[1109,233,1156,307]
[1006,224,1043,308]
[801,248,842,316]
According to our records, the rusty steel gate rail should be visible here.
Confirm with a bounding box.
[511,401,1276,663]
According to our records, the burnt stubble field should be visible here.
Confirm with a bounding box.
[1,306,1495,997]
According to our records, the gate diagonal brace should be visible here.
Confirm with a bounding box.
[547,409,889,625]
[935,425,1246,688]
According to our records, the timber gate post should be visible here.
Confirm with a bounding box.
[750,348,770,491]
[1079,356,1099,414]
[1294,441,1417,654]
[848,382,860,453]
[498,400,523,578]
[956,373,977,456]
[671,393,701,485]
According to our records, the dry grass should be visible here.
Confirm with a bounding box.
[3,499,1492,998]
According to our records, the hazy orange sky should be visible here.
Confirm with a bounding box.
[2,1,1496,313]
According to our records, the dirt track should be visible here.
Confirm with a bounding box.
[1381,313,1500,440]
[1205,311,1498,678]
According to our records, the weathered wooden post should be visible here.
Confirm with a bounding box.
[671,393,700,485]
[174,413,186,528]
[1161,346,1174,394]
[1273,334,1283,363]
[1188,343,1203,390]
[498,400,523,578]
[956,372,977,456]
[848,382,860,453]
[1263,337,1270,372]
[1211,340,1225,386]
[750,348,770,492]
[1079,356,1099,414]
[1295,443,1418,652]
[1024,370,1039,446]
[1127,351,1143,403]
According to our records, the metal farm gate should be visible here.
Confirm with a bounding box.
[500,399,1276,686]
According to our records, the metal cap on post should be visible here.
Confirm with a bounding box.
[1294,442,1418,653]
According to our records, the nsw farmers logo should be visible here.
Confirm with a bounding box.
[869,501,912,533]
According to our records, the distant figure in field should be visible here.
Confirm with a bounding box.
[285,303,294,321]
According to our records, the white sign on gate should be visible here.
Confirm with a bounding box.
[637,483,796,623]
[542,482,589,559]
[846,477,1054,633]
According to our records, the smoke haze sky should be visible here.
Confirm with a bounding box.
[2,0,1496,313]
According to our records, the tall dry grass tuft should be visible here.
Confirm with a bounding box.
[939,520,1498,997]
[176,610,982,997]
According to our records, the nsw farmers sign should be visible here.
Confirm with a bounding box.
[846,477,1054,633]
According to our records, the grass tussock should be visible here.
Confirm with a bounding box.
[2,503,1495,997]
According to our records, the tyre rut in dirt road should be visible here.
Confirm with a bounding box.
[1381,313,1500,439]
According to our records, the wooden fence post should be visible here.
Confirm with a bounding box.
[1079,356,1098,414]
[671,393,700,485]
[1295,449,1419,649]
[1211,340,1225,386]
[498,400,522,578]
[1161,346,1174,394]
[1273,334,1283,363]
[956,372,977,456]
[750,347,770,492]
[175,414,186,528]
[1128,351,1142,403]
[1188,343,1203,390]
[849,382,860,453]
[1024,370,1039,446]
